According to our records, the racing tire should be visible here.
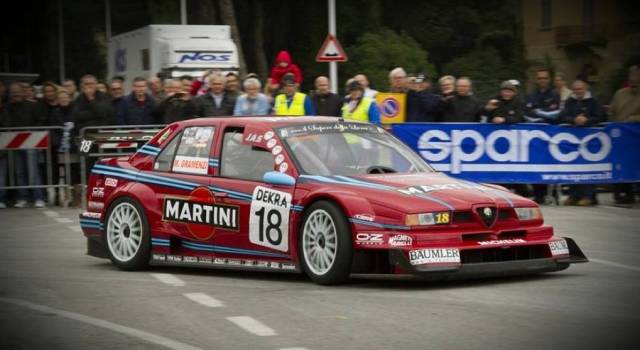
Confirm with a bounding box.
[299,201,353,285]
[104,197,150,270]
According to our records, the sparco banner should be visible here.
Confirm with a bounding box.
[392,123,640,184]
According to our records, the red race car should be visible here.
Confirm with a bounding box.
[81,117,587,284]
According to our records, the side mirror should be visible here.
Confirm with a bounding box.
[263,171,296,187]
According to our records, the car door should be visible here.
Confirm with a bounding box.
[210,126,297,265]
[145,124,223,243]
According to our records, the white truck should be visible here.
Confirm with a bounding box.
[107,25,239,84]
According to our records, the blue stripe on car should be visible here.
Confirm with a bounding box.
[181,240,289,258]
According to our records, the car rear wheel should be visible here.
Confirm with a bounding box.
[300,201,352,285]
[105,197,150,270]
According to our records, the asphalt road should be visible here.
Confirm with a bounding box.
[1,204,639,350]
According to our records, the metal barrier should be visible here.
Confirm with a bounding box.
[78,124,165,208]
[0,126,72,206]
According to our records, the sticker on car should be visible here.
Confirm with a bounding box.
[549,239,569,256]
[409,248,460,265]
[249,186,292,252]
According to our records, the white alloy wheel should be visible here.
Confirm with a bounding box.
[107,202,143,263]
[302,209,338,276]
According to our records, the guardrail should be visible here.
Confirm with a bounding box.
[78,124,165,208]
[0,126,72,207]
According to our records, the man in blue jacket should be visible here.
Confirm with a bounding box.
[560,80,606,207]
[123,77,156,125]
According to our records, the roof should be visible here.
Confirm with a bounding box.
[174,116,349,129]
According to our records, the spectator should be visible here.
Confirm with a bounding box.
[179,75,194,93]
[148,76,164,100]
[6,82,46,208]
[389,67,409,93]
[269,50,303,90]
[52,89,74,125]
[111,76,125,84]
[311,76,342,117]
[406,73,440,122]
[123,77,157,125]
[233,78,270,116]
[194,73,237,117]
[554,73,572,108]
[484,81,524,124]
[40,82,61,154]
[438,75,456,97]
[225,72,241,98]
[525,68,561,122]
[62,79,79,99]
[0,95,9,208]
[354,74,378,99]
[21,82,37,102]
[189,70,215,96]
[0,80,7,103]
[154,83,197,124]
[110,80,126,124]
[96,81,108,94]
[71,74,114,133]
[439,77,483,122]
[608,70,640,205]
[560,80,606,207]
[273,74,314,116]
[524,68,561,204]
[342,81,380,124]
[163,79,181,97]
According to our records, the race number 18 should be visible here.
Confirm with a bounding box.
[254,207,282,245]
[249,186,291,252]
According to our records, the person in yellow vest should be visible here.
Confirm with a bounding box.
[341,81,380,124]
[273,74,315,116]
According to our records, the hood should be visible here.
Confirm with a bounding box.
[276,50,292,65]
[302,172,533,213]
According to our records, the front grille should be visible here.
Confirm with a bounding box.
[461,245,548,264]
[453,211,473,223]
[462,232,494,242]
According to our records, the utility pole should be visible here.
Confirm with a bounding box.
[328,0,338,93]
[180,0,187,24]
[58,0,65,82]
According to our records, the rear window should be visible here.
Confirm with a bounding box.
[172,126,215,175]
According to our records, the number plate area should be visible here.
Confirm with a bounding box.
[249,186,291,252]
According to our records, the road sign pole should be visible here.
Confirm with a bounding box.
[328,0,337,93]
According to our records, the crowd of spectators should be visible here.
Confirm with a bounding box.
[0,48,638,208]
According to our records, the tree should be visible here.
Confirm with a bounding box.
[343,28,435,91]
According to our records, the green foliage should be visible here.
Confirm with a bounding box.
[343,28,435,91]
[443,47,522,100]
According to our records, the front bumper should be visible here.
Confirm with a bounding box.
[391,237,588,281]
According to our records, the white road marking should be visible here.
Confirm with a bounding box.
[151,273,186,287]
[55,217,74,224]
[183,293,224,308]
[226,316,277,336]
[0,298,202,350]
[589,258,640,273]
[43,210,59,217]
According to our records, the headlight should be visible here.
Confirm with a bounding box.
[405,212,451,226]
[514,207,542,220]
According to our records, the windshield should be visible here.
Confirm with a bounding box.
[277,122,433,176]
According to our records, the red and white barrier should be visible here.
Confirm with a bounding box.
[0,131,49,150]
[98,142,138,150]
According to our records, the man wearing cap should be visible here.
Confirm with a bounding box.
[341,81,380,124]
[484,81,524,124]
[406,73,441,122]
[273,73,315,116]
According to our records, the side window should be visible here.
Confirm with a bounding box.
[172,126,215,175]
[220,128,274,181]
[154,131,182,172]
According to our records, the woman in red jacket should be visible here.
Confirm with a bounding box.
[268,51,303,90]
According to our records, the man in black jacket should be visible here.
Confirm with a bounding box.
[122,77,157,125]
[311,76,342,117]
[485,81,524,124]
[195,74,237,117]
[439,77,483,122]
[6,82,47,208]
[71,75,114,133]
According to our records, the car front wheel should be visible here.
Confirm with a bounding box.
[300,201,353,285]
[105,197,150,270]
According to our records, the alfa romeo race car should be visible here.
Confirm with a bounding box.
[80,117,588,284]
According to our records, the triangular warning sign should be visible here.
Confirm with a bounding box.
[316,34,348,62]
